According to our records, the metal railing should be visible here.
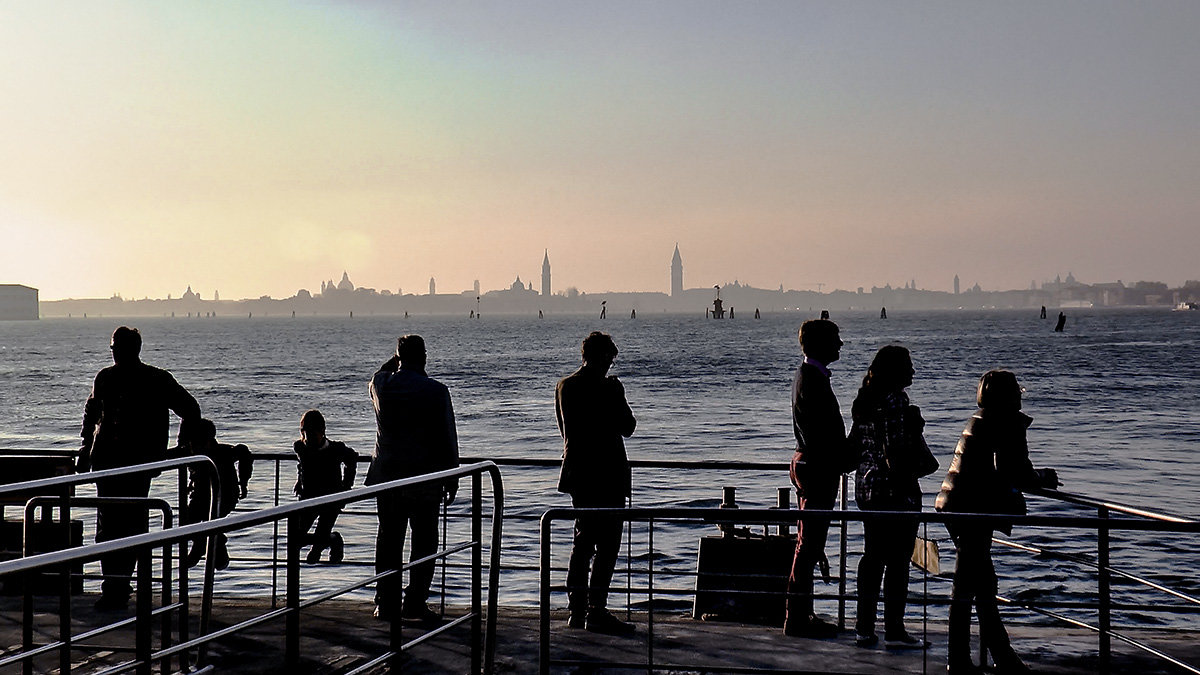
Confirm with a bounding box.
[0,461,504,675]
[536,504,1200,675]
[0,457,220,675]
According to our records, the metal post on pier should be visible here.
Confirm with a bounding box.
[838,473,848,630]
[285,515,300,668]
[646,517,655,675]
[472,472,482,675]
[1098,505,1111,675]
[136,547,153,675]
[538,514,552,675]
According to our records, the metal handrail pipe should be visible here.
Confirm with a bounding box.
[1028,486,1193,523]
[0,462,497,578]
[0,456,219,500]
[996,537,1200,607]
[540,506,1200,533]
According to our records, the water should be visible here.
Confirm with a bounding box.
[1,309,1198,624]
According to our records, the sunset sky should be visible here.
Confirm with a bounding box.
[2,1,1198,301]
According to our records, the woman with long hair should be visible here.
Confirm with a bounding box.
[936,370,1060,674]
[850,345,937,648]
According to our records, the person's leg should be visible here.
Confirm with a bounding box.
[973,535,1019,665]
[374,492,409,613]
[785,477,836,634]
[312,507,340,550]
[585,495,625,614]
[566,494,601,619]
[404,497,441,610]
[948,526,989,666]
[881,513,919,637]
[855,516,886,638]
[96,475,152,603]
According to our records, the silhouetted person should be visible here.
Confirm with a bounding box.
[850,346,937,649]
[292,409,357,564]
[77,326,201,610]
[1054,312,1066,332]
[368,335,459,624]
[937,370,1060,674]
[556,331,637,636]
[784,319,853,638]
[175,418,252,570]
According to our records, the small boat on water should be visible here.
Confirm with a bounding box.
[1173,301,1198,311]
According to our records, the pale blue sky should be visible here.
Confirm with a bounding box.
[2,1,1197,299]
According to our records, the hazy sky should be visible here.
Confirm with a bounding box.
[2,1,1198,300]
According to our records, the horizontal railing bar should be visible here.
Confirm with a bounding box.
[0,462,497,576]
[152,607,290,660]
[996,537,1200,606]
[997,594,1200,674]
[0,602,184,668]
[540,507,1200,533]
[1027,486,1193,523]
[343,651,391,675]
[551,658,862,675]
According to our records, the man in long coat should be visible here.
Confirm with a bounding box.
[556,331,637,635]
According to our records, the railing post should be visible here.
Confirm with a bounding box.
[472,471,482,674]
[285,515,300,668]
[177,467,190,671]
[538,513,552,675]
[59,493,73,675]
[838,472,848,630]
[136,547,153,675]
[160,509,172,675]
[272,457,281,609]
[646,516,654,675]
[1098,505,1111,675]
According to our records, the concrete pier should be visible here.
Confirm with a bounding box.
[3,596,1199,673]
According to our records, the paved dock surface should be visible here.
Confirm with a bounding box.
[3,596,1198,673]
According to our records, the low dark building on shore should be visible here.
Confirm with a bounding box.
[0,284,38,320]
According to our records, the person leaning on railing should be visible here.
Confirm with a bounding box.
[936,370,1061,675]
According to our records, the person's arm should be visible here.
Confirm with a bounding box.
[341,444,358,490]
[78,374,103,472]
[443,389,459,505]
[235,444,253,499]
[165,373,202,423]
[609,377,636,438]
[378,355,400,374]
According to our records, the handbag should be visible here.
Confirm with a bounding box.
[884,406,939,478]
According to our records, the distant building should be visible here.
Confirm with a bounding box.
[429,277,436,296]
[541,250,552,297]
[671,244,683,297]
[474,280,481,296]
[0,284,38,320]
[337,272,355,292]
[953,274,960,295]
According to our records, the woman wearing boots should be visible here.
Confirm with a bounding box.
[936,370,1060,674]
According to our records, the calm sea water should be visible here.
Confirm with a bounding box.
[1,309,1197,624]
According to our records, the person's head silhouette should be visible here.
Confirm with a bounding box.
[110,326,142,365]
[799,319,842,365]
[977,369,1023,411]
[863,345,914,392]
[300,409,326,447]
[396,334,427,371]
[581,331,618,372]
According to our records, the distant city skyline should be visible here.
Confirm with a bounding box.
[3,3,1199,301]
[46,245,1191,304]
